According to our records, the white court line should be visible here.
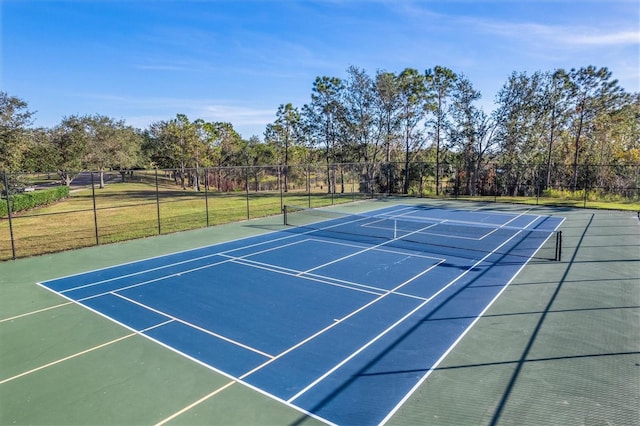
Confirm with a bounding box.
[227,247,431,301]
[386,205,532,222]
[112,292,274,359]
[0,302,73,323]
[154,381,237,426]
[369,209,539,242]
[57,237,308,295]
[43,205,403,297]
[104,206,555,423]
[381,217,566,425]
[237,260,444,383]
[139,206,559,424]
[38,219,317,284]
[286,221,533,403]
[0,333,136,385]
[57,238,317,303]
[12,219,387,388]
[74,257,234,302]
[476,211,541,241]
[300,221,443,276]
[40,204,528,292]
[28,205,542,423]
[69,239,313,301]
[218,252,304,276]
[153,376,335,426]
[58,251,223,294]
[218,229,447,300]
[231,255,429,301]
[301,270,429,301]
[8,204,421,419]
[228,257,385,297]
[305,237,444,261]
[62,205,450,389]
[219,235,309,257]
[40,217,331,294]
[31,208,427,371]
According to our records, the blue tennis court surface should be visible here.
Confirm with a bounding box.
[40,204,564,425]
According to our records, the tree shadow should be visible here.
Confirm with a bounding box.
[286,213,608,425]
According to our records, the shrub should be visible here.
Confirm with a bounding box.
[0,186,69,216]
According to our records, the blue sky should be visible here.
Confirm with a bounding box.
[2,0,639,139]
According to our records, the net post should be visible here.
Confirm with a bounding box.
[555,231,562,261]
[283,205,288,226]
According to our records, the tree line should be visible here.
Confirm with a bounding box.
[1,64,638,195]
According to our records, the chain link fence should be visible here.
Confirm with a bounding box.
[1,162,638,260]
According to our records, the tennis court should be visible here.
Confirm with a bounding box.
[1,199,638,425]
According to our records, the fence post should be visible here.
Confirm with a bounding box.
[90,172,99,245]
[155,168,161,235]
[351,166,355,202]
[279,166,283,212]
[535,164,541,205]
[245,166,250,220]
[3,172,16,260]
[583,164,589,208]
[386,162,391,196]
[331,167,335,205]
[436,160,440,197]
[307,165,311,208]
[493,164,498,203]
[419,163,424,198]
[204,167,210,227]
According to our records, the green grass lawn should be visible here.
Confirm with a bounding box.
[0,179,362,260]
[1,177,638,261]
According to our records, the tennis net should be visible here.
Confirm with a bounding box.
[283,205,562,262]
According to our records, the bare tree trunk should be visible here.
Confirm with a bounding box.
[571,110,584,192]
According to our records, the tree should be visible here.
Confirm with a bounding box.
[0,92,35,192]
[493,71,547,195]
[397,68,429,194]
[303,76,345,193]
[264,103,302,191]
[23,128,57,173]
[425,66,457,195]
[449,75,489,195]
[246,135,277,191]
[82,115,143,188]
[50,116,90,186]
[584,91,639,193]
[341,66,378,162]
[340,66,382,193]
[373,71,401,160]
[602,93,640,164]
[201,121,245,191]
[204,122,244,165]
[147,114,201,189]
[565,66,622,191]
[538,69,571,188]
[373,70,402,193]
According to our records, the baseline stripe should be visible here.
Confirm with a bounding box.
[0,333,136,385]
[154,381,236,426]
[0,302,73,323]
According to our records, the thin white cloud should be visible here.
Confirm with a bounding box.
[478,20,639,47]
[564,31,639,46]
[390,2,638,48]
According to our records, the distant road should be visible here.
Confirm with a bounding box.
[70,172,118,188]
